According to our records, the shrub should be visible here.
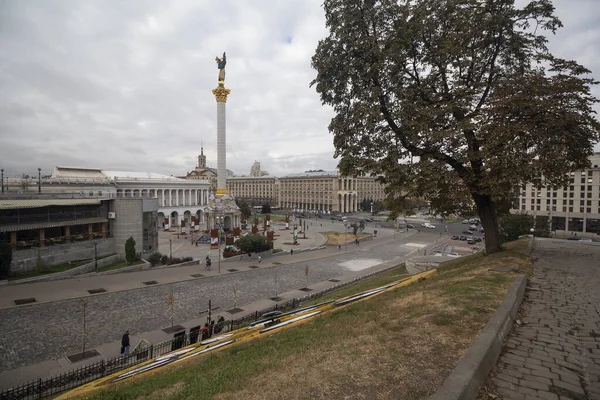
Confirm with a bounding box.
[499,213,533,244]
[148,252,162,267]
[160,255,169,265]
[236,234,273,253]
[125,237,137,264]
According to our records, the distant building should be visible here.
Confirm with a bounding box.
[249,161,261,177]
[279,170,385,213]
[183,146,233,192]
[510,152,600,236]
[2,166,212,229]
[226,176,279,207]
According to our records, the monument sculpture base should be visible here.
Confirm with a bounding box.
[206,192,241,233]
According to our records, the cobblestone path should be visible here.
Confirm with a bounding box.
[0,240,415,371]
[482,239,600,400]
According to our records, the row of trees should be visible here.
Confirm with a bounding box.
[312,0,600,254]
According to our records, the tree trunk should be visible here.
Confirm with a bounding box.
[472,193,502,255]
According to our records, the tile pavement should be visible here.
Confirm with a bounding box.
[481,238,600,400]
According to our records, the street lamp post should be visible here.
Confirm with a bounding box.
[94,242,98,273]
[343,220,348,252]
[37,168,41,193]
[370,202,373,215]
[169,238,173,261]
[1,169,4,193]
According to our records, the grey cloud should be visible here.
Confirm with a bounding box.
[1,0,598,180]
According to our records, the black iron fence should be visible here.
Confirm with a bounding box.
[0,335,189,400]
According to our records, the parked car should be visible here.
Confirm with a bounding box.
[462,220,469,224]
[459,235,467,241]
[474,237,482,242]
[462,230,473,234]
[479,227,484,232]
[467,238,475,244]
[451,235,460,240]
[470,224,478,230]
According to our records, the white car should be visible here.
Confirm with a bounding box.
[423,223,435,229]
[470,224,478,230]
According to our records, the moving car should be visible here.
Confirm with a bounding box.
[462,230,473,234]
[422,222,435,229]
[406,224,415,228]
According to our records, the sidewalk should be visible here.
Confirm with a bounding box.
[0,230,446,390]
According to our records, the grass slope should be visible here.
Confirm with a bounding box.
[84,239,532,400]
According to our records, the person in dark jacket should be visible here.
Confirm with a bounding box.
[121,330,130,355]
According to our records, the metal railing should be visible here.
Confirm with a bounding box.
[0,335,190,400]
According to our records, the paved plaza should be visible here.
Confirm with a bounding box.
[483,238,600,400]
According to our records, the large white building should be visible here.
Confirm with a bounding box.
[3,166,212,229]
[510,153,600,236]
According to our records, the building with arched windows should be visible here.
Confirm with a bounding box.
[40,167,211,229]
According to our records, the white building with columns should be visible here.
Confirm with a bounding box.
[46,167,211,228]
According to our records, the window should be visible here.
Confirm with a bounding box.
[587,208,592,213]
[569,207,573,212]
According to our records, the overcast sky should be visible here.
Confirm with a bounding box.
[1,0,598,179]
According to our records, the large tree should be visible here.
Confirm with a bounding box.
[312,0,599,254]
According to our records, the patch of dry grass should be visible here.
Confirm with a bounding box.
[322,231,371,246]
[87,238,533,400]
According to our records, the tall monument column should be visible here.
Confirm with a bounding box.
[212,86,230,196]
[207,51,240,244]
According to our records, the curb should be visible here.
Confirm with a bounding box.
[430,274,527,400]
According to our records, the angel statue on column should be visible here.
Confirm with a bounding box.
[215,52,226,87]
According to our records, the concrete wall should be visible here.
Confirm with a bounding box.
[10,239,114,273]
[112,198,144,259]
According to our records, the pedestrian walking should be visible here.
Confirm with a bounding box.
[290,249,294,256]
[355,238,359,246]
[258,255,262,264]
[338,244,341,251]
[248,252,252,261]
[121,330,130,355]
[205,255,211,270]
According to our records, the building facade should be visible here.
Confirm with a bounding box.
[0,197,158,272]
[510,153,600,236]
[3,166,212,229]
[278,171,386,213]
[226,176,279,207]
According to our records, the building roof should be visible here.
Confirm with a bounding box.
[282,171,339,178]
[104,170,184,181]
[52,166,184,182]
[0,199,102,210]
